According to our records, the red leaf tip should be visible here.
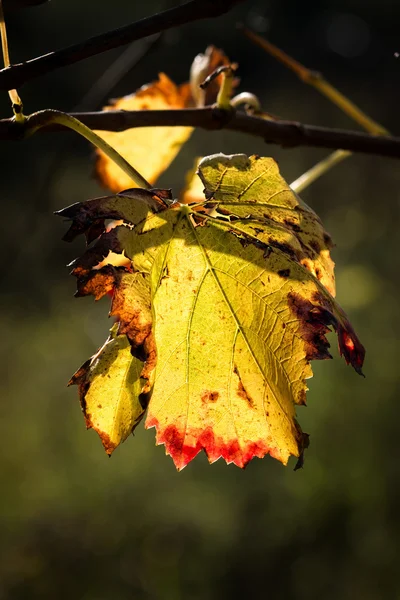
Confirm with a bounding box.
[146,416,284,470]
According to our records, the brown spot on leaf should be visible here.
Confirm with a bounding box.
[98,430,118,456]
[215,206,232,216]
[268,239,298,262]
[233,231,271,257]
[300,258,314,275]
[283,218,301,233]
[310,239,321,254]
[141,332,157,394]
[287,291,333,361]
[312,290,327,305]
[289,291,365,375]
[74,265,118,300]
[192,213,207,227]
[278,268,290,278]
[297,388,307,406]
[110,272,152,348]
[201,390,220,403]
[234,365,255,408]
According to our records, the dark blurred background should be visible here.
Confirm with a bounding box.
[1,1,400,598]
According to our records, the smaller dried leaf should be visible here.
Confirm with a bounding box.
[70,324,145,455]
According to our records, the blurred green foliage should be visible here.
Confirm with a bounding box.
[1,0,400,598]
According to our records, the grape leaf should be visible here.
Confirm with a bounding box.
[95,47,233,193]
[59,154,364,469]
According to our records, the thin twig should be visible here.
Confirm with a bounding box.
[2,107,400,159]
[73,34,161,112]
[241,26,388,136]
[291,150,351,193]
[241,26,391,191]
[0,0,244,91]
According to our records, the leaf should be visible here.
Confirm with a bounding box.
[95,74,193,193]
[59,154,364,469]
[95,47,234,193]
[70,324,145,455]
[198,154,336,296]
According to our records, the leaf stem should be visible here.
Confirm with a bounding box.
[216,66,236,111]
[290,149,351,193]
[26,109,151,189]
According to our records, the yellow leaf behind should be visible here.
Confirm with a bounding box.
[95,74,193,192]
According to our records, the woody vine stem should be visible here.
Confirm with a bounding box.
[0,0,398,159]
[0,2,151,188]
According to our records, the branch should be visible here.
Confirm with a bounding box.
[0,0,244,91]
[1,107,399,159]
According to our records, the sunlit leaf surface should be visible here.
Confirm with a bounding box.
[59,154,364,468]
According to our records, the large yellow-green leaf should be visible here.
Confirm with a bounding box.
[59,154,364,469]
[144,208,362,469]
